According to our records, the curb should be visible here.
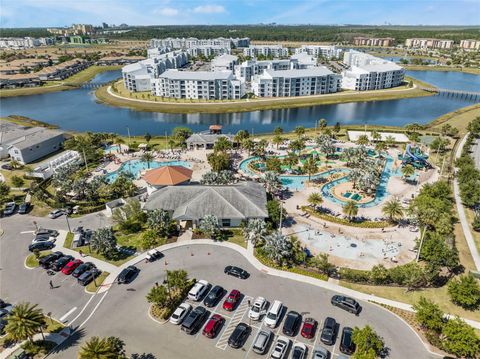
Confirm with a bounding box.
[24,255,37,270]
[147,304,169,325]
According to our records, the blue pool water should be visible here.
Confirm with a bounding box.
[104,145,121,154]
[105,159,191,182]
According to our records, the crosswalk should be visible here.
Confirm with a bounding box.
[215,295,253,350]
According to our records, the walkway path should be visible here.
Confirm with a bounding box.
[453,133,480,271]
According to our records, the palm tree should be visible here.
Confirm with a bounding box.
[272,135,284,149]
[384,135,395,148]
[214,137,232,152]
[308,192,323,209]
[371,130,381,142]
[382,198,404,222]
[199,214,220,239]
[262,171,282,195]
[141,152,154,169]
[294,126,305,138]
[401,164,415,181]
[242,219,268,246]
[303,156,318,181]
[318,118,327,133]
[78,336,123,359]
[242,138,255,156]
[375,141,387,154]
[273,126,284,136]
[356,134,370,146]
[342,200,358,221]
[4,302,45,343]
[263,232,294,266]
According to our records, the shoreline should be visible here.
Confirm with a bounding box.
[95,77,433,114]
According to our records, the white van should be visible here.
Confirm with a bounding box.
[264,300,283,328]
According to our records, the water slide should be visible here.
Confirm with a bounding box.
[403,144,432,168]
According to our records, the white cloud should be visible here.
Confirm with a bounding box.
[155,7,179,16]
[192,5,226,14]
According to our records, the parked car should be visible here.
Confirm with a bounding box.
[32,235,56,244]
[270,335,291,359]
[264,300,283,328]
[188,280,210,301]
[249,296,268,321]
[39,251,64,269]
[312,346,330,359]
[252,329,273,354]
[48,209,64,219]
[202,314,224,338]
[340,327,355,355]
[291,343,307,359]
[28,241,54,252]
[331,295,361,314]
[0,305,14,335]
[282,311,301,336]
[228,322,251,349]
[320,317,337,345]
[169,303,192,325]
[51,255,74,271]
[203,285,224,307]
[145,249,162,262]
[18,202,31,214]
[61,259,83,275]
[224,265,249,279]
[78,268,101,286]
[222,289,241,311]
[1,163,13,170]
[301,317,317,339]
[3,202,16,216]
[72,262,95,278]
[181,306,208,334]
[0,299,8,309]
[117,265,139,284]
[35,228,59,237]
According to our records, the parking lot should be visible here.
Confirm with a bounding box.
[48,244,436,359]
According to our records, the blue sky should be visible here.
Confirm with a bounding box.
[1,0,479,27]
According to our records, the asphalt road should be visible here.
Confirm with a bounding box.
[45,245,437,359]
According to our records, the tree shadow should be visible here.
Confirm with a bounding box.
[47,327,86,356]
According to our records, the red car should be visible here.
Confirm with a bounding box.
[301,317,318,339]
[222,289,241,311]
[61,259,83,275]
[202,314,224,338]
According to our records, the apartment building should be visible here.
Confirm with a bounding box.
[0,74,42,89]
[341,50,404,91]
[243,45,289,58]
[405,38,454,49]
[36,59,90,81]
[235,59,297,82]
[149,37,250,49]
[251,67,340,98]
[187,46,230,58]
[151,70,245,100]
[147,47,172,59]
[294,45,342,59]
[0,37,53,49]
[353,37,395,47]
[122,51,188,92]
[97,56,145,66]
[211,54,238,72]
[460,39,480,50]
[290,53,317,69]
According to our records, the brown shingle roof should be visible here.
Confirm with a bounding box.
[143,166,192,186]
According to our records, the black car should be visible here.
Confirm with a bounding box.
[3,202,16,216]
[228,322,251,348]
[78,268,101,286]
[282,311,302,336]
[72,262,95,278]
[181,306,208,334]
[331,295,361,314]
[340,327,355,355]
[28,241,54,252]
[117,265,139,284]
[224,266,249,279]
[18,202,31,214]
[203,285,224,307]
[39,251,64,269]
[36,228,59,237]
[320,317,337,345]
[1,164,13,170]
[51,255,74,271]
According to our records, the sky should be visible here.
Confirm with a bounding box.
[0,0,479,28]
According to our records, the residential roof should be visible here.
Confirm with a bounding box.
[264,66,334,78]
[186,133,233,144]
[159,69,234,81]
[13,128,64,150]
[144,182,268,221]
[143,166,193,186]
[212,54,238,66]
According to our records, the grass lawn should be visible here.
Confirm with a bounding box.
[44,316,65,333]
[63,65,121,84]
[223,229,247,248]
[426,103,480,136]
[405,65,480,75]
[70,245,134,266]
[25,251,52,268]
[340,281,480,322]
[86,271,109,293]
[116,231,144,251]
[64,232,74,249]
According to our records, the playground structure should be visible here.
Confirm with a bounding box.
[401,143,432,169]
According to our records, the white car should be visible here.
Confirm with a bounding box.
[187,279,209,301]
[31,236,56,244]
[264,300,283,328]
[248,296,268,321]
[169,303,192,325]
[270,336,291,359]
[48,209,64,219]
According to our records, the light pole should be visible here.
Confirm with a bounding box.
[416,226,426,262]
[65,214,71,232]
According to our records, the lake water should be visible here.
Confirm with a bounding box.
[0,70,478,136]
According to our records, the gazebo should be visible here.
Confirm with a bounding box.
[143,165,193,194]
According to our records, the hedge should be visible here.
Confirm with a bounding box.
[302,207,391,228]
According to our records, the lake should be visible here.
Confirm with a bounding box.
[0,70,478,136]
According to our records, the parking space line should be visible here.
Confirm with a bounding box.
[215,295,253,350]
[20,231,35,234]
[59,307,77,322]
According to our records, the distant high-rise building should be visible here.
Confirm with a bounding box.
[353,37,395,47]
[460,39,480,50]
[102,22,109,29]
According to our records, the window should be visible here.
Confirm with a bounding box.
[221,218,231,227]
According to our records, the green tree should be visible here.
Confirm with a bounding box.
[356,134,370,146]
[441,317,480,358]
[381,198,404,222]
[141,152,154,169]
[146,209,173,237]
[370,264,390,285]
[371,130,381,142]
[199,214,220,239]
[108,173,137,199]
[401,164,415,180]
[294,126,305,138]
[265,157,283,173]
[242,218,268,247]
[343,200,358,220]
[303,156,318,181]
[384,135,395,147]
[146,285,170,307]
[413,297,444,333]
[172,127,193,144]
[334,122,341,134]
[266,200,283,229]
[273,126,284,136]
[78,336,125,359]
[307,192,323,209]
[90,227,117,259]
[352,325,385,359]
[141,229,163,250]
[318,118,327,132]
[312,253,335,276]
[213,136,232,152]
[144,132,152,144]
[272,135,284,149]
[234,130,249,146]
[112,198,145,232]
[0,182,10,203]
[447,275,480,309]
[207,151,231,172]
[4,302,45,343]
[10,175,25,188]
[262,232,294,266]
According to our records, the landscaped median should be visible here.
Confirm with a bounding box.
[25,250,52,269]
[302,206,392,228]
[95,77,433,114]
[85,271,110,294]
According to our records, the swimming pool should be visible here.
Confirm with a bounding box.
[104,145,122,154]
[105,159,191,182]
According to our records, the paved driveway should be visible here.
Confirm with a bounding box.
[49,245,437,359]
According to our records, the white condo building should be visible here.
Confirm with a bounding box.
[152,70,245,100]
[149,37,250,49]
[0,37,53,49]
[187,46,230,58]
[211,54,238,72]
[243,45,289,58]
[294,45,342,59]
[235,59,298,82]
[341,50,404,91]
[290,53,317,68]
[251,67,340,98]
